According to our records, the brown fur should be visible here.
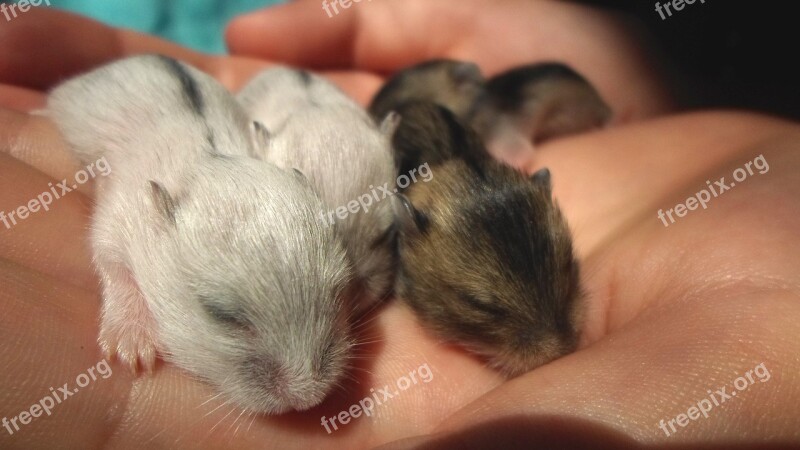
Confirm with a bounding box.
[469,63,612,146]
[369,59,485,123]
[392,103,583,376]
[371,60,611,161]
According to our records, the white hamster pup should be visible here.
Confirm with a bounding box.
[46,55,353,414]
[238,67,398,315]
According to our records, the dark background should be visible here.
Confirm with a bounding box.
[576,0,797,120]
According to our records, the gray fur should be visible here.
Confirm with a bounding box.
[238,67,397,314]
[47,55,353,414]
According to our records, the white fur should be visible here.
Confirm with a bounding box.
[238,67,397,313]
[47,55,353,414]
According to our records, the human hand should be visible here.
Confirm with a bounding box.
[226,0,677,123]
[1,4,799,450]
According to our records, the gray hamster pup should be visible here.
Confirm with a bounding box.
[238,67,398,314]
[46,55,353,414]
[370,60,611,167]
[391,102,583,376]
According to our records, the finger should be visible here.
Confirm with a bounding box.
[0,153,96,289]
[227,0,675,118]
[0,8,297,94]
[0,108,84,183]
[226,0,459,71]
[0,110,97,289]
[0,8,207,91]
[0,84,45,111]
[0,260,130,449]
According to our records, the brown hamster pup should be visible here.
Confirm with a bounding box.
[391,102,583,376]
[371,60,611,168]
[468,63,612,163]
[369,59,485,123]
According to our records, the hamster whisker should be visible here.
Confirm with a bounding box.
[225,407,249,438]
[350,339,385,347]
[202,397,233,419]
[246,411,258,434]
[198,389,226,408]
[207,404,238,436]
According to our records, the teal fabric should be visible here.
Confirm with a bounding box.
[48,0,285,54]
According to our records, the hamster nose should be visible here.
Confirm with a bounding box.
[267,364,328,411]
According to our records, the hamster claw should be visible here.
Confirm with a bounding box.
[98,324,158,376]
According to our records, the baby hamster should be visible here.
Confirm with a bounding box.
[391,102,583,376]
[238,67,398,314]
[370,60,611,168]
[468,63,612,166]
[369,59,485,123]
[47,55,353,414]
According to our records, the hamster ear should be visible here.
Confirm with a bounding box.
[393,194,428,234]
[530,167,552,196]
[292,168,308,182]
[292,168,319,190]
[149,180,177,225]
[449,61,484,86]
[380,111,402,136]
[248,121,271,159]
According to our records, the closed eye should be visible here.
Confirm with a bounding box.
[458,291,508,318]
[198,295,252,329]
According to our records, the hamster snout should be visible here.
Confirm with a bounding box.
[162,160,353,414]
[391,102,583,376]
[47,55,353,414]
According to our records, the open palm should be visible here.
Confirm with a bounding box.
[1,3,798,449]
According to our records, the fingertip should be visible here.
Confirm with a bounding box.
[0,85,46,112]
[0,8,210,90]
[224,12,253,55]
[0,8,122,90]
[226,1,358,69]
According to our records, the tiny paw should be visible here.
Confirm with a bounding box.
[99,325,158,376]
